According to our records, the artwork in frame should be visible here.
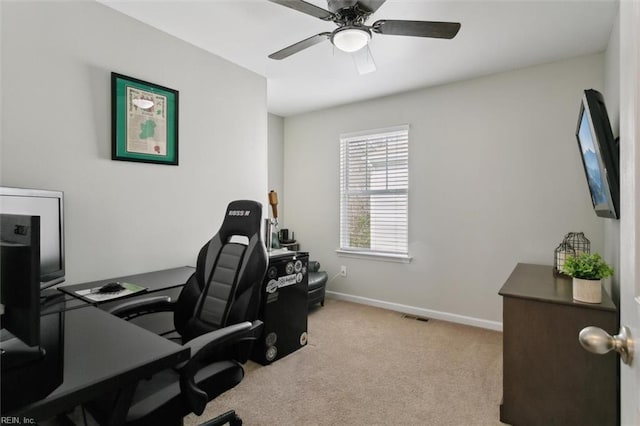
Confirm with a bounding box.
[111,72,179,165]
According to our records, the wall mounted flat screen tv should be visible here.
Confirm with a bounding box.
[0,187,65,288]
[575,89,619,219]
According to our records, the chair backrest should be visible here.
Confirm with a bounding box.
[175,200,268,342]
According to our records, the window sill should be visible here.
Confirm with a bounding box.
[335,249,412,264]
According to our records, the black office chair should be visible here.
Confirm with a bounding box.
[89,200,268,426]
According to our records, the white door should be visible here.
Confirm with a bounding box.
[619,2,639,424]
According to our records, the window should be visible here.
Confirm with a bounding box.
[339,125,409,260]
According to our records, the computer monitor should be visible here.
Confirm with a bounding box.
[0,215,63,410]
[0,187,65,288]
[1,214,41,349]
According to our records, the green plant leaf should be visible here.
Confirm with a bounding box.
[562,253,614,279]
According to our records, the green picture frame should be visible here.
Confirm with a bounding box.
[111,72,179,165]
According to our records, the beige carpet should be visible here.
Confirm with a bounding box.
[185,299,504,426]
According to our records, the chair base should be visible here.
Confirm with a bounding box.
[199,410,242,426]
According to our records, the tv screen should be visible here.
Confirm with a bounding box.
[0,187,65,288]
[575,89,619,219]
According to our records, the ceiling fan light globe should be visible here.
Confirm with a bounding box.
[332,28,371,53]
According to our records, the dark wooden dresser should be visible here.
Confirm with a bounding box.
[499,263,618,426]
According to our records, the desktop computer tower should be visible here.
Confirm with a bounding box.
[252,251,308,365]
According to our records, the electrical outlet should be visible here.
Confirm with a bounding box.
[340,265,347,277]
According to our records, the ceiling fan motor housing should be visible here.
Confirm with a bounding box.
[328,0,379,24]
[328,0,359,13]
[327,0,383,14]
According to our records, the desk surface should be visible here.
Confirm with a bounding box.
[9,306,190,421]
[58,266,195,305]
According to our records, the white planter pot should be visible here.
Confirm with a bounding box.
[572,277,602,304]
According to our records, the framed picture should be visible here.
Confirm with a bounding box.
[111,72,179,165]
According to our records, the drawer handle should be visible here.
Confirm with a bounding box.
[578,326,633,366]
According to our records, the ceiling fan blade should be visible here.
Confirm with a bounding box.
[269,32,332,60]
[268,0,336,21]
[352,45,376,75]
[372,20,461,39]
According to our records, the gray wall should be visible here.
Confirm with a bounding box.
[268,113,285,225]
[1,1,268,285]
[283,54,606,328]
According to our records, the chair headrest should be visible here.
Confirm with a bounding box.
[218,200,263,242]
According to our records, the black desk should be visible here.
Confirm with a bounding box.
[3,267,195,422]
[37,267,194,316]
[59,266,195,305]
[65,266,195,336]
[7,307,190,422]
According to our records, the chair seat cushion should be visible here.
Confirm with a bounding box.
[126,360,244,426]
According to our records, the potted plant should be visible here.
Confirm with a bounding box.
[562,253,614,303]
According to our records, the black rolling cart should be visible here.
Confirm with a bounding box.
[251,251,309,365]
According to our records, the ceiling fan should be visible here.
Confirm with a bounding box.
[267,0,461,73]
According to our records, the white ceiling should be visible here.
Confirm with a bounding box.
[99,0,618,117]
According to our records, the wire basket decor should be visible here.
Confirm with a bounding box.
[554,232,590,276]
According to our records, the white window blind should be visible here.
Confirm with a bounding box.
[339,125,409,257]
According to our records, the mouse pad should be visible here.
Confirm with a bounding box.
[72,282,147,303]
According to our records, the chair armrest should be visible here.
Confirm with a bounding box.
[178,320,263,415]
[106,295,175,319]
[179,320,263,368]
[182,321,251,356]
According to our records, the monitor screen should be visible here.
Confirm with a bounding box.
[577,111,609,206]
[575,89,619,219]
[0,187,65,288]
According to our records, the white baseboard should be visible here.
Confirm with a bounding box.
[326,290,503,332]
